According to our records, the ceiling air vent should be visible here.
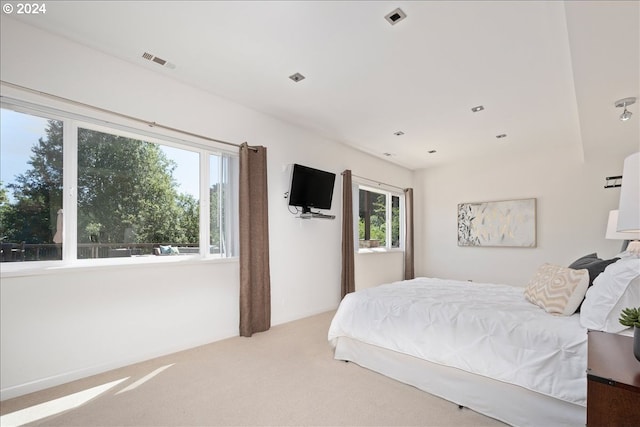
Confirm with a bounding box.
[385,8,406,26]
[141,52,176,69]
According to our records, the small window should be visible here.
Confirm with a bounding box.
[210,154,238,256]
[391,194,400,248]
[357,186,403,250]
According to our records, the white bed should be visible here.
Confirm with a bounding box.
[328,277,588,427]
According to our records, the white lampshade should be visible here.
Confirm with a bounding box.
[606,210,640,240]
[617,152,640,232]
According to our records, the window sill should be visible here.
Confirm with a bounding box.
[357,248,404,255]
[0,255,238,279]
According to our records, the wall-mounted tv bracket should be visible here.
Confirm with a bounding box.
[604,175,622,189]
[298,212,335,220]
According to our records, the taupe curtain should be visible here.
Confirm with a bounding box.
[404,188,415,280]
[341,170,355,297]
[239,143,271,337]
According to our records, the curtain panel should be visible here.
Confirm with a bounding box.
[404,187,415,280]
[239,143,271,337]
[341,170,355,297]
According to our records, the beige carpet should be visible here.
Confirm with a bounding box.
[1,311,506,426]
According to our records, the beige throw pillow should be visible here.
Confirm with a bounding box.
[524,263,589,316]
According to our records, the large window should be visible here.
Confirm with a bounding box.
[0,103,238,263]
[0,109,63,261]
[358,185,403,250]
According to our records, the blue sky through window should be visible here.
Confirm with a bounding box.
[1,108,203,201]
[1,109,50,202]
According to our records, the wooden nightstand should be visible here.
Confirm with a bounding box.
[586,330,640,427]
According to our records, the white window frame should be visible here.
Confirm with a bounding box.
[0,97,238,274]
[355,183,405,253]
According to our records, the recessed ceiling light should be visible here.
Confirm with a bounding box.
[289,72,306,82]
[471,105,485,113]
[496,134,507,139]
[394,131,405,136]
[385,8,407,25]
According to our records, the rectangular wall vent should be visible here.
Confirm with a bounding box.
[141,52,175,69]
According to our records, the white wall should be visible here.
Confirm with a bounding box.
[0,18,412,399]
[355,252,405,290]
[414,146,629,286]
[0,260,239,397]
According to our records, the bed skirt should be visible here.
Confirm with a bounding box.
[333,336,585,427]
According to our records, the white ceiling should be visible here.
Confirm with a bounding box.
[8,1,640,169]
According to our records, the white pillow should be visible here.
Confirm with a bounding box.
[580,257,640,332]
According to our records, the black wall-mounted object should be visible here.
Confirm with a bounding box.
[604,175,622,188]
[288,164,336,214]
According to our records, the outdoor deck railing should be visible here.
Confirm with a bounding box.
[0,242,202,262]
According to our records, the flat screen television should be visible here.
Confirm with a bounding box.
[288,164,336,213]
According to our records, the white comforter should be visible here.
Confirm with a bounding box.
[328,277,588,406]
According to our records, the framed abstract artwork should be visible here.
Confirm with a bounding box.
[457,198,536,247]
